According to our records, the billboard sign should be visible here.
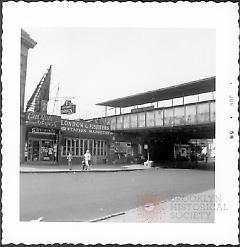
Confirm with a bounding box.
[61,100,76,115]
[25,112,61,129]
[61,119,110,136]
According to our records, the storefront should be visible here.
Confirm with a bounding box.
[59,119,111,165]
[24,112,61,163]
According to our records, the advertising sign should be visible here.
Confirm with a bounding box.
[25,112,61,129]
[61,100,76,115]
[131,105,154,113]
[61,119,110,136]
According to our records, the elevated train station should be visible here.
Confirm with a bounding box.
[92,77,215,165]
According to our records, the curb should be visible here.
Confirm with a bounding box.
[89,211,126,222]
[20,168,148,174]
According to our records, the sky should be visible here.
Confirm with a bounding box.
[24,27,215,119]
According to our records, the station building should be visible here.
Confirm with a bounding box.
[90,77,216,165]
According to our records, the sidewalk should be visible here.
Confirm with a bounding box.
[20,163,150,173]
[90,189,215,223]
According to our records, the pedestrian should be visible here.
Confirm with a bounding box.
[205,154,208,163]
[82,159,87,171]
[84,149,92,170]
[67,152,73,170]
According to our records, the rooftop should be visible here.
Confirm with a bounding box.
[21,29,37,49]
[96,77,215,108]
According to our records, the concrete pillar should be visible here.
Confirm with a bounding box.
[20,30,36,164]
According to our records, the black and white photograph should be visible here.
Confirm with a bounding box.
[2,2,239,245]
[20,27,216,223]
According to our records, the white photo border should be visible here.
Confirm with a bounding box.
[2,2,239,245]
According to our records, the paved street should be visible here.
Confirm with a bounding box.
[20,168,214,222]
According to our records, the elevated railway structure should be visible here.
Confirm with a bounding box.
[91,77,215,163]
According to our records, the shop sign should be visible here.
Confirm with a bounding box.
[61,119,110,136]
[131,105,154,113]
[31,127,56,135]
[25,112,61,128]
[61,100,76,115]
[144,144,148,149]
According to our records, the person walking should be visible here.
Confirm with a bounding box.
[67,152,73,170]
[84,149,91,170]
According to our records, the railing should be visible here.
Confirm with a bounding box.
[94,100,215,131]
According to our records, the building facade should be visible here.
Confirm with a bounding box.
[20,29,37,164]
[23,112,110,165]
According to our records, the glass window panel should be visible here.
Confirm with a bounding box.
[164,108,174,126]
[76,139,79,156]
[84,140,88,154]
[210,101,215,122]
[104,141,107,156]
[116,115,123,129]
[185,104,197,124]
[123,115,130,129]
[71,139,75,155]
[198,92,213,102]
[173,97,184,106]
[174,106,185,125]
[110,117,116,130]
[130,114,137,128]
[89,140,93,155]
[80,139,84,156]
[93,140,97,155]
[197,102,210,123]
[138,112,145,128]
[146,111,155,127]
[97,140,101,156]
[155,110,163,126]
[67,139,71,155]
[63,138,67,156]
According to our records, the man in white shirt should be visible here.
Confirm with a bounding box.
[84,150,91,170]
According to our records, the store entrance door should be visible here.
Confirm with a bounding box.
[32,140,40,161]
[40,140,55,161]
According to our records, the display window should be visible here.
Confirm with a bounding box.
[61,138,107,157]
[27,138,57,162]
